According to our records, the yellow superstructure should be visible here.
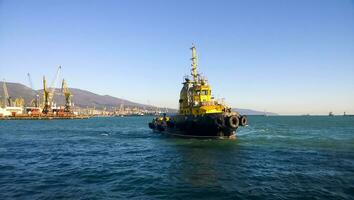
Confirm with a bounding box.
[179,45,229,116]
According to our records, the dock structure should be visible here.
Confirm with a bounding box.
[1,66,91,120]
[0,115,90,120]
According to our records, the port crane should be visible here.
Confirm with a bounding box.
[49,66,61,104]
[14,98,24,107]
[2,80,12,107]
[27,73,40,107]
[61,79,72,113]
[42,66,61,114]
[1,80,26,108]
[42,76,50,114]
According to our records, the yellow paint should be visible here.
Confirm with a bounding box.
[43,76,49,107]
[179,45,228,116]
[14,98,24,107]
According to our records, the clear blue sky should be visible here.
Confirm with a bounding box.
[1,0,353,115]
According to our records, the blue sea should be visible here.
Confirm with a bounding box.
[0,116,353,199]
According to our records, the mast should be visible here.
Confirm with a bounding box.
[191,45,198,82]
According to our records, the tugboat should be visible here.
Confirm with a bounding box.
[148,45,247,139]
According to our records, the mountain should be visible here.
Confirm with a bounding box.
[0,82,37,104]
[233,108,277,116]
[49,88,149,110]
[1,82,277,115]
[0,82,155,110]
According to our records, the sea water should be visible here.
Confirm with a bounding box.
[0,116,353,199]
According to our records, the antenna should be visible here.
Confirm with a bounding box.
[190,44,198,82]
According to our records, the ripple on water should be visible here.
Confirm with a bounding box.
[0,116,354,199]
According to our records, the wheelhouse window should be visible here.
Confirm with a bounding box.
[201,90,208,95]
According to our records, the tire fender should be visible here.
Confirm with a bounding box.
[227,116,239,129]
[239,115,248,126]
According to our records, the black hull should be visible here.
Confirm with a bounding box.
[149,113,246,139]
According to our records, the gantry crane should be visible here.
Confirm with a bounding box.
[61,79,73,113]
[2,80,12,107]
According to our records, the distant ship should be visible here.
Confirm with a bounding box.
[148,45,247,139]
[343,112,354,117]
[329,112,334,117]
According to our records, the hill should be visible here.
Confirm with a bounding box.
[0,82,154,110]
[233,108,277,116]
[0,82,37,104]
[1,82,277,115]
